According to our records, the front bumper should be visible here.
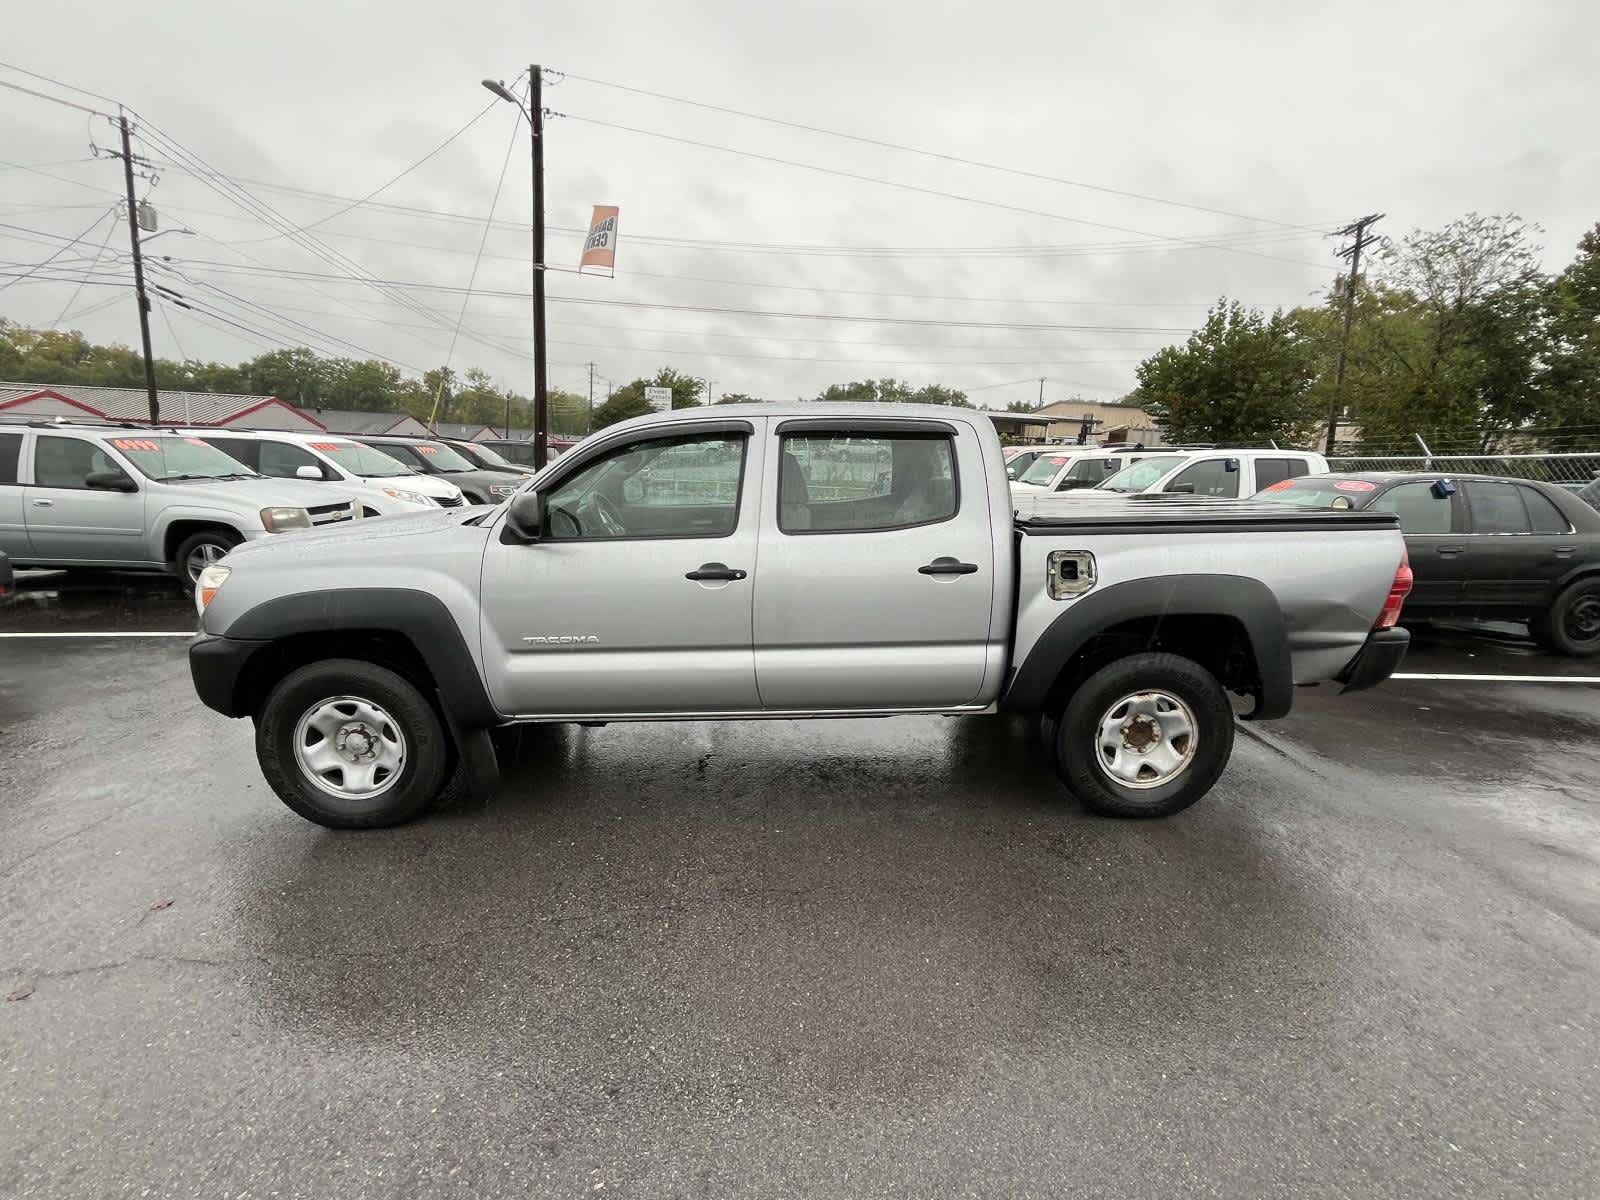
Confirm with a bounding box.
[189,633,263,718]
[1337,626,1410,693]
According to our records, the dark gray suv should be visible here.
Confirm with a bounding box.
[353,436,522,505]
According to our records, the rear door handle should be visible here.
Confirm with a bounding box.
[919,557,979,576]
[1552,546,1577,558]
[685,562,747,581]
[1436,546,1464,556]
[30,499,54,508]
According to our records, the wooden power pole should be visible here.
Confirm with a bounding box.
[1324,213,1384,455]
[115,112,160,426]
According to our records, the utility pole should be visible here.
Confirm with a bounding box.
[1324,213,1384,455]
[1037,377,1045,408]
[529,64,549,469]
[701,377,715,406]
[586,361,596,430]
[115,111,160,426]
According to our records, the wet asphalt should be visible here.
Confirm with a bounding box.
[2,571,1598,1198]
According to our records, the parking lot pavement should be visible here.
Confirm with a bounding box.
[3,592,1599,1197]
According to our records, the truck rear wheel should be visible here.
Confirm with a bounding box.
[255,658,450,829]
[1054,652,1234,818]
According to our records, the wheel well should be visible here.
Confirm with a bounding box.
[233,630,439,721]
[163,520,242,565]
[1038,614,1262,717]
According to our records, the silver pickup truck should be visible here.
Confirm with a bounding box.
[188,403,1412,829]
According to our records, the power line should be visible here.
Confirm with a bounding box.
[50,206,121,326]
[560,112,1332,271]
[0,207,116,291]
[558,70,1304,230]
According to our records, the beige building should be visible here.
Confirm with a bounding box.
[1024,400,1165,446]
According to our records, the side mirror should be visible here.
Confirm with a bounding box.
[85,471,137,493]
[1006,467,1017,480]
[1224,459,1239,473]
[1169,483,1197,495]
[1430,479,1457,499]
[503,491,545,544]
[295,465,322,481]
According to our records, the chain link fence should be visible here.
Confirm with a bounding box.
[1327,452,1600,486]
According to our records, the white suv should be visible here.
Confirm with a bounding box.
[194,431,464,515]
[1095,449,1329,498]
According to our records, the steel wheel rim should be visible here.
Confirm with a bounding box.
[1094,689,1199,790]
[185,541,226,582]
[292,695,407,800]
[1566,595,1600,643]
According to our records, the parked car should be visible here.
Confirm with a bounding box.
[353,436,521,505]
[189,403,1410,829]
[193,431,460,515]
[1091,449,1328,499]
[435,437,537,478]
[1002,445,1074,478]
[1255,471,1600,656]
[479,438,575,468]
[1011,448,1162,496]
[0,424,358,582]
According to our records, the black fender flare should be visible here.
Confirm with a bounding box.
[197,587,498,729]
[1002,574,1294,719]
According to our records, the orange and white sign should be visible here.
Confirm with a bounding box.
[579,205,619,274]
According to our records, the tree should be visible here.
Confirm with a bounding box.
[1541,222,1600,430]
[590,367,706,429]
[715,392,762,405]
[1004,400,1038,413]
[814,378,970,405]
[1133,300,1319,444]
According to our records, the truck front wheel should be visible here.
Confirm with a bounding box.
[1054,652,1234,818]
[255,659,451,829]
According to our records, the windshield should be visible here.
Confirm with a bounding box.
[461,441,516,468]
[1254,476,1378,507]
[384,441,476,473]
[109,436,258,481]
[1096,455,1187,493]
[1019,454,1074,486]
[309,440,418,478]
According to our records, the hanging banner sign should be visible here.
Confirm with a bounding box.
[579,205,620,274]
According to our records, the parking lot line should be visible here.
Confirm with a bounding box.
[1392,671,1600,684]
[0,631,194,639]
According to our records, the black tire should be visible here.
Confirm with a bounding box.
[1540,579,1600,657]
[172,528,242,584]
[255,658,451,829]
[1054,652,1234,819]
[1039,709,1061,770]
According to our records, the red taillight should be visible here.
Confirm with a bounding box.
[1376,549,1413,630]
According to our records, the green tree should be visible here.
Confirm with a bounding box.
[1133,300,1319,444]
[590,367,706,429]
[1541,222,1600,429]
[1004,399,1039,413]
[715,391,762,405]
[814,378,969,405]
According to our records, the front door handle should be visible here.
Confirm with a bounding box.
[685,562,747,581]
[918,557,979,576]
[30,498,54,508]
[1436,546,1464,557]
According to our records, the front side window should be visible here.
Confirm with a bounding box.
[1061,456,1121,486]
[1372,482,1454,534]
[1166,458,1240,498]
[1465,482,1530,534]
[259,440,327,479]
[33,436,137,489]
[1019,453,1072,486]
[779,432,956,533]
[543,432,745,540]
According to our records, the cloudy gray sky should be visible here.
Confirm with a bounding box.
[3,0,1595,410]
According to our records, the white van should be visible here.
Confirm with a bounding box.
[196,431,465,516]
[1010,447,1163,495]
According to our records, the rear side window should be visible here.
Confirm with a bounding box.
[779,432,957,533]
[1521,488,1570,534]
[0,432,21,484]
[1253,458,1294,490]
[1371,482,1453,534]
[1166,458,1240,498]
[1465,482,1530,534]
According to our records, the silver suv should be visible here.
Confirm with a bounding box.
[0,423,358,582]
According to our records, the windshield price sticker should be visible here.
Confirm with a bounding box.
[111,438,160,451]
[417,445,438,454]
[309,442,344,451]
[1334,480,1377,492]
[1263,479,1296,492]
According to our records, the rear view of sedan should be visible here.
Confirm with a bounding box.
[1257,472,1600,655]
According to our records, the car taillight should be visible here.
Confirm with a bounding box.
[1376,549,1413,630]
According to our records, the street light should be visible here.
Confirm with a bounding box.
[481,70,549,467]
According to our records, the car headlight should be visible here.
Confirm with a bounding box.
[195,563,231,614]
[382,486,431,506]
[260,506,311,532]
[489,483,519,498]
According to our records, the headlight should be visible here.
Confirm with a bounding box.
[260,506,311,532]
[195,563,231,614]
[382,486,431,506]
[489,483,519,498]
